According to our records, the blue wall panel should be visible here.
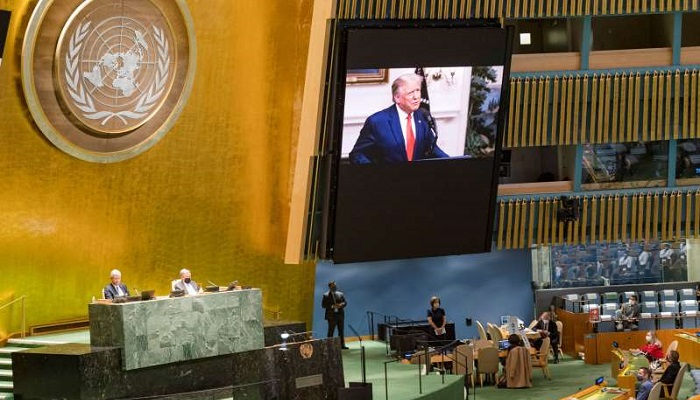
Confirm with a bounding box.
[312,249,535,341]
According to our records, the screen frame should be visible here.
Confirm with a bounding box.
[319,19,514,263]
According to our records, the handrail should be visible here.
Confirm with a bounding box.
[263,307,282,320]
[0,295,27,338]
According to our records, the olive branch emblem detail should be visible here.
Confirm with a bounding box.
[64,21,170,126]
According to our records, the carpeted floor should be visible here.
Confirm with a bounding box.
[342,340,700,400]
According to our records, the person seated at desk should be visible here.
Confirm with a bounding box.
[630,367,653,400]
[174,268,201,295]
[616,294,641,331]
[632,331,664,362]
[532,311,559,363]
[656,350,680,391]
[103,269,129,299]
[498,334,532,388]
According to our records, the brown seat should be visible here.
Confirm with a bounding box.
[477,347,500,387]
[531,337,551,380]
[453,344,475,388]
[648,382,663,400]
[660,362,688,400]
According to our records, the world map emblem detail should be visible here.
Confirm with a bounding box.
[22,0,196,162]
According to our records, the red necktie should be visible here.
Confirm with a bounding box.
[406,113,415,161]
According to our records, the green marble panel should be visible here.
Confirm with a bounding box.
[89,289,264,370]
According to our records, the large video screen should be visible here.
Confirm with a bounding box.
[321,21,514,263]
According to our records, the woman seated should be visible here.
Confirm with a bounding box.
[632,331,664,362]
[498,334,532,388]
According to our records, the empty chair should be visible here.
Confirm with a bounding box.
[554,320,564,360]
[476,321,489,342]
[453,344,475,388]
[659,289,677,302]
[647,382,663,400]
[528,319,538,329]
[641,290,657,303]
[679,299,699,328]
[563,294,581,312]
[679,288,696,301]
[659,301,679,329]
[638,301,660,331]
[603,291,621,304]
[487,323,504,345]
[582,292,600,306]
[596,303,617,332]
[477,347,500,387]
[531,337,551,380]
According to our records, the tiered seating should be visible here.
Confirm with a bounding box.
[556,285,700,331]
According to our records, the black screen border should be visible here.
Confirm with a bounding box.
[320,19,514,263]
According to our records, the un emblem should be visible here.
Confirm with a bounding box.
[22,0,196,162]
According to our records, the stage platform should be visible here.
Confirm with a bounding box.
[3,331,464,400]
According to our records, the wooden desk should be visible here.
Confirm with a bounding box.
[583,328,700,364]
[676,332,700,367]
[610,349,649,393]
[560,384,630,400]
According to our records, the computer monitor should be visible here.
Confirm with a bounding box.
[141,290,155,300]
[497,340,510,351]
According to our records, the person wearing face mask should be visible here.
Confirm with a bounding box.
[630,367,653,400]
[427,296,447,340]
[322,281,348,349]
[532,311,560,363]
[633,331,664,361]
[616,294,641,331]
[174,268,201,296]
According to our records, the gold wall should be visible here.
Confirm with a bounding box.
[0,0,315,336]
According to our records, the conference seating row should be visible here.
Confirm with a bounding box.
[562,288,698,312]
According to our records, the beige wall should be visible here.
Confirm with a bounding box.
[0,0,315,336]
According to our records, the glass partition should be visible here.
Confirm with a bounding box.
[581,141,668,190]
[533,239,689,289]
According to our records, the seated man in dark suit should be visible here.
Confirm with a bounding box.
[349,73,450,164]
[103,269,129,299]
[174,268,201,296]
[616,294,641,331]
[532,311,560,363]
[657,350,681,394]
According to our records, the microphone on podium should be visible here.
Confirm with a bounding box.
[205,280,220,292]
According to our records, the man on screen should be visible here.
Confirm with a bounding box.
[349,73,449,164]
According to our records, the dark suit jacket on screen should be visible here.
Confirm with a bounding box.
[349,105,449,164]
[103,283,129,299]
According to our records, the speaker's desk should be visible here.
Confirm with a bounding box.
[89,289,264,370]
[676,332,700,367]
[610,348,649,393]
[560,384,630,400]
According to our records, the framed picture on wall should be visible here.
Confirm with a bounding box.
[346,68,388,84]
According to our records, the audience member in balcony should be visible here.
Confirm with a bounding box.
[632,331,664,362]
[659,243,674,267]
[616,294,640,331]
[103,269,130,299]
